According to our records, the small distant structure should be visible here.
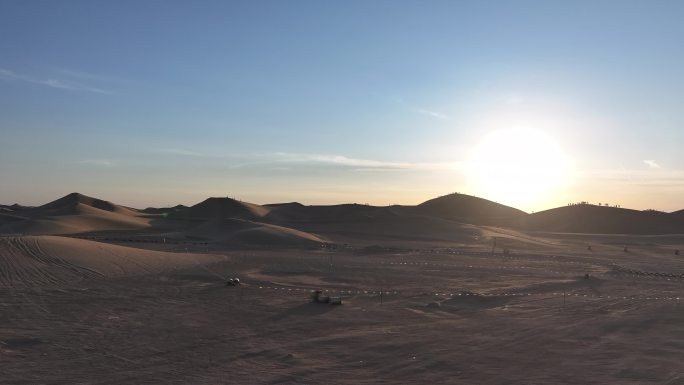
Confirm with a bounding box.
[311,290,329,303]
[587,245,592,251]
[675,250,680,256]
[311,289,342,305]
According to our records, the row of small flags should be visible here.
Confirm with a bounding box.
[404,251,613,267]
[430,292,683,301]
[254,285,682,302]
[624,273,684,282]
[257,286,397,295]
[380,261,578,276]
[417,253,600,266]
[377,261,684,282]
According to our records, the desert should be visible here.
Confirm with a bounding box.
[2,192,684,384]
[4,2,684,383]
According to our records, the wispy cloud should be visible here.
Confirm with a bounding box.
[74,159,116,167]
[644,160,661,169]
[388,94,450,121]
[157,148,214,158]
[416,108,450,120]
[152,148,461,172]
[0,68,114,94]
[273,153,461,171]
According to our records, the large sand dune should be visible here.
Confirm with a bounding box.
[0,193,150,235]
[173,197,270,220]
[0,235,225,287]
[524,204,684,234]
[187,218,325,247]
[35,192,139,216]
[416,192,528,226]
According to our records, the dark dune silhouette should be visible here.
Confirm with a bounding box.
[524,204,684,234]
[5,192,684,239]
[36,192,122,215]
[140,204,188,215]
[415,193,528,226]
[171,197,270,220]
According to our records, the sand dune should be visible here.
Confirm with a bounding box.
[524,204,684,234]
[671,209,684,217]
[5,193,684,384]
[7,192,684,242]
[265,203,400,222]
[35,192,139,216]
[140,204,188,215]
[0,235,225,287]
[280,214,483,246]
[172,197,270,220]
[0,193,150,235]
[0,204,15,213]
[187,218,325,247]
[416,192,528,226]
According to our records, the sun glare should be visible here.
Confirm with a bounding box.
[466,128,574,211]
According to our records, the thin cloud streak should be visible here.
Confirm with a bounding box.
[416,108,450,120]
[156,148,214,158]
[74,159,116,167]
[152,148,462,172]
[0,68,114,94]
[274,153,461,171]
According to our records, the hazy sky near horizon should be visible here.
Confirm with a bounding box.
[2,0,684,212]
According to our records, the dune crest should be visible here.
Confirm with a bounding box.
[172,197,270,220]
[0,193,150,235]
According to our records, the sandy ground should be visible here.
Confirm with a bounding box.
[2,234,684,384]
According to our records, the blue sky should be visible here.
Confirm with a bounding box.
[2,0,684,211]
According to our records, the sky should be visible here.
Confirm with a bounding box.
[2,0,684,212]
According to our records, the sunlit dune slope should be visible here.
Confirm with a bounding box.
[0,193,150,235]
[186,218,325,247]
[0,235,225,287]
[36,192,139,216]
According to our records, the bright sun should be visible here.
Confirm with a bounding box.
[466,128,573,211]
